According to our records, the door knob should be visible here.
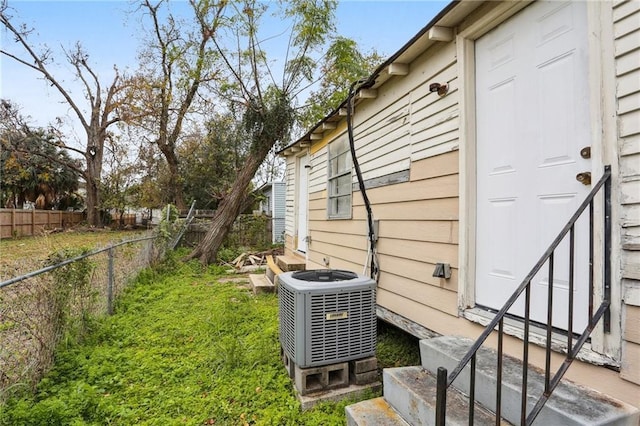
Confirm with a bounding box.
[576,172,591,185]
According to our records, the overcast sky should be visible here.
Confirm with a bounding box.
[1,0,448,140]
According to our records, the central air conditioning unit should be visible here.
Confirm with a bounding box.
[279,269,377,368]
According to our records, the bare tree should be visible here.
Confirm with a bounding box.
[0,2,130,226]
[127,0,227,211]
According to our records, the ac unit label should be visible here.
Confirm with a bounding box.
[326,311,348,320]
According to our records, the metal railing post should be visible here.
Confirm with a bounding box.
[603,165,612,332]
[436,367,447,426]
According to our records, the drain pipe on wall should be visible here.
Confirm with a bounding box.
[346,79,379,282]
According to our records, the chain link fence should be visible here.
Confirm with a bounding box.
[0,233,165,402]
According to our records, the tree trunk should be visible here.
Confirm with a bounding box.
[84,135,104,227]
[85,178,100,227]
[188,149,266,264]
[161,145,187,211]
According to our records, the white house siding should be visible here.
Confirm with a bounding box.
[409,43,460,161]
[349,91,411,181]
[309,144,328,195]
[283,155,296,252]
[614,0,640,386]
[344,43,460,179]
[272,182,286,244]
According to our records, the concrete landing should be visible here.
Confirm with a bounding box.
[346,397,409,426]
[297,381,381,411]
[421,336,640,426]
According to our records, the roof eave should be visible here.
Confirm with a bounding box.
[279,0,480,157]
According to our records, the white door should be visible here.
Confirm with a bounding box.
[297,155,309,253]
[475,1,592,331]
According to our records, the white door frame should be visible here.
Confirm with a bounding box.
[456,0,621,361]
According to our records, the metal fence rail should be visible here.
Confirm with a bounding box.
[0,233,161,401]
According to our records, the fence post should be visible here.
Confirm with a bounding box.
[107,246,115,315]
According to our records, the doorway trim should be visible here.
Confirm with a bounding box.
[456,0,620,363]
[296,153,309,255]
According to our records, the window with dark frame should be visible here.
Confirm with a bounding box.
[327,137,352,219]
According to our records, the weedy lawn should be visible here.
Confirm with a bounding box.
[0,230,147,279]
[0,254,420,426]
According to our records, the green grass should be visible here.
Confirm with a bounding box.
[0,256,420,426]
[0,230,147,274]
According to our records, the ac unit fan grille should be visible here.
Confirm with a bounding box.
[309,289,376,365]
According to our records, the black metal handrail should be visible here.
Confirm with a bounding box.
[435,165,612,425]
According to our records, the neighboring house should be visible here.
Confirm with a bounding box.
[256,182,286,244]
[280,0,640,416]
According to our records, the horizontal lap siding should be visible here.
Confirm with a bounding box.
[353,197,458,221]
[278,0,640,406]
[378,48,461,328]
[300,43,461,328]
[305,149,460,322]
[349,91,412,182]
[377,238,459,268]
[378,254,458,292]
[309,145,329,194]
[307,189,368,271]
[284,155,296,242]
[372,151,459,319]
[409,44,459,161]
[273,183,286,243]
[614,0,640,386]
[378,272,458,316]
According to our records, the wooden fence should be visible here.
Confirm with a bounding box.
[111,213,137,227]
[0,209,85,239]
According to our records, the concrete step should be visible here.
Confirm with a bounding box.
[276,255,306,272]
[420,336,640,426]
[248,273,275,294]
[382,366,503,426]
[346,397,410,426]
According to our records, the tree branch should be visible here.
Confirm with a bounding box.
[0,13,90,131]
[9,144,85,178]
